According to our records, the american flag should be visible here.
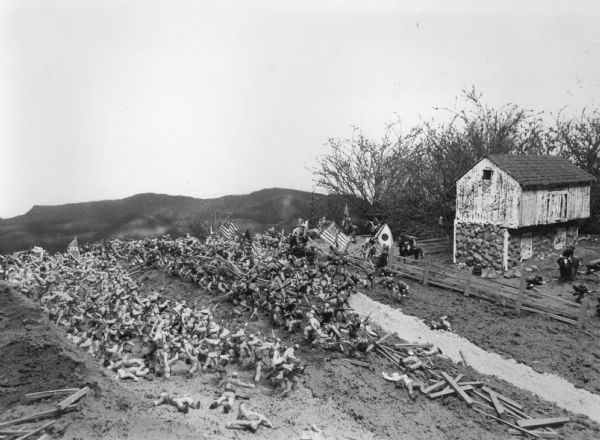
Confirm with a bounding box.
[251,241,265,258]
[218,220,239,240]
[320,223,351,252]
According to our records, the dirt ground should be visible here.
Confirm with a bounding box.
[2,264,600,440]
[367,236,600,395]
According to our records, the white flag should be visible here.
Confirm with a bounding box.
[68,237,80,261]
[376,224,393,249]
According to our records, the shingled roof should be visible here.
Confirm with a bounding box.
[486,154,595,188]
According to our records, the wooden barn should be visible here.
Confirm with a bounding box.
[453,155,595,270]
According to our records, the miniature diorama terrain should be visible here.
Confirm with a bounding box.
[1,227,599,440]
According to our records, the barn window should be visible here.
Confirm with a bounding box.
[482,169,493,180]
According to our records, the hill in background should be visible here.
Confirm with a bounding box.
[0,188,353,253]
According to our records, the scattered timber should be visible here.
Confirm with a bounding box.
[56,387,90,411]
[516,418,571,429]
[0,405,78,428]
[23,389,80,403]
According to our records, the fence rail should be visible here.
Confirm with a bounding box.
[416,236,452,255]
[389,257,589,328]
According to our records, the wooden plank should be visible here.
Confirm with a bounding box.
[577,295,591,329]
[23,388,80,403]
[342,359,370,367]
[0,430,29,435]
[481,386,523,410]
[459,350,469,367]
[507,429,558,438]
[520,306,578,325]
[472,407,541,439]
[441,372,473,407]
[0,406,77,428]
[463,272,473,298]
[457,381,484,388]
[515,275,526,315]
[375,333,393,345]
[524,290,581,307]
[472,390,527,421]
[428,279,465,293]
[14,421,55,440]
[428,385,474,399]
[56,387,89,411]
[394,343,433,350]
[520,303,578,321]
[516,417,570,429]
[488,389,506,418]
[421,380,446,395]
[423,256,431,286]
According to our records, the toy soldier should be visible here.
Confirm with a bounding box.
[153,392,201,413]
[225,403,273,432]
[210,371,255,413]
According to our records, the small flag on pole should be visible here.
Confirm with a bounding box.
[67,237,80,261]
[321,223,351,251]
[218,220,239,240]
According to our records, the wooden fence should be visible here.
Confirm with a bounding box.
[417,236,452,255]
[389,256,591,328]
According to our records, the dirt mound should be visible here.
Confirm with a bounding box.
[0,283,90,409]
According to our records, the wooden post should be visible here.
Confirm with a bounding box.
[577,295,591,329]
[515,275,526,315]
[463,272,473,297]
[423,256,431,286]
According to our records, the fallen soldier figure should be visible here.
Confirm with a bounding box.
[153,392,201,413]
[210,371,255,413]
[525,275,544,290]
[382,371,424,400]
[572,283,590,303]
[426,315,451,331]
[226,402,273,432]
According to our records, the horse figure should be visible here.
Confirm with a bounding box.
[398,234,423,260]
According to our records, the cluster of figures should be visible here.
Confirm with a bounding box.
[557,246,580,283]
[555,246,600,314]
[0,227,412,430]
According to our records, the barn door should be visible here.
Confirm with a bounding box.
[553,227,566,250]
[520,233,533,261]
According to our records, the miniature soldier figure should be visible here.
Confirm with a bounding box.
[153,392,201,413]
[210,371,255,413]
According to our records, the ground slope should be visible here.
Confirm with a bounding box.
[2,270,600,439]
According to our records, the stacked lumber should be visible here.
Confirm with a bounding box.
[0,387,89,439]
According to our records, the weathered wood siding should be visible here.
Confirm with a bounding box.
[456,158,521,227]
[519,185,590,227]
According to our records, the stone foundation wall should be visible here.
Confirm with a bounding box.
[455,222,505,270]
[507,221,579,265]
[456,221,581,270]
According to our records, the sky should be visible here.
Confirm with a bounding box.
[1,0,600,218]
